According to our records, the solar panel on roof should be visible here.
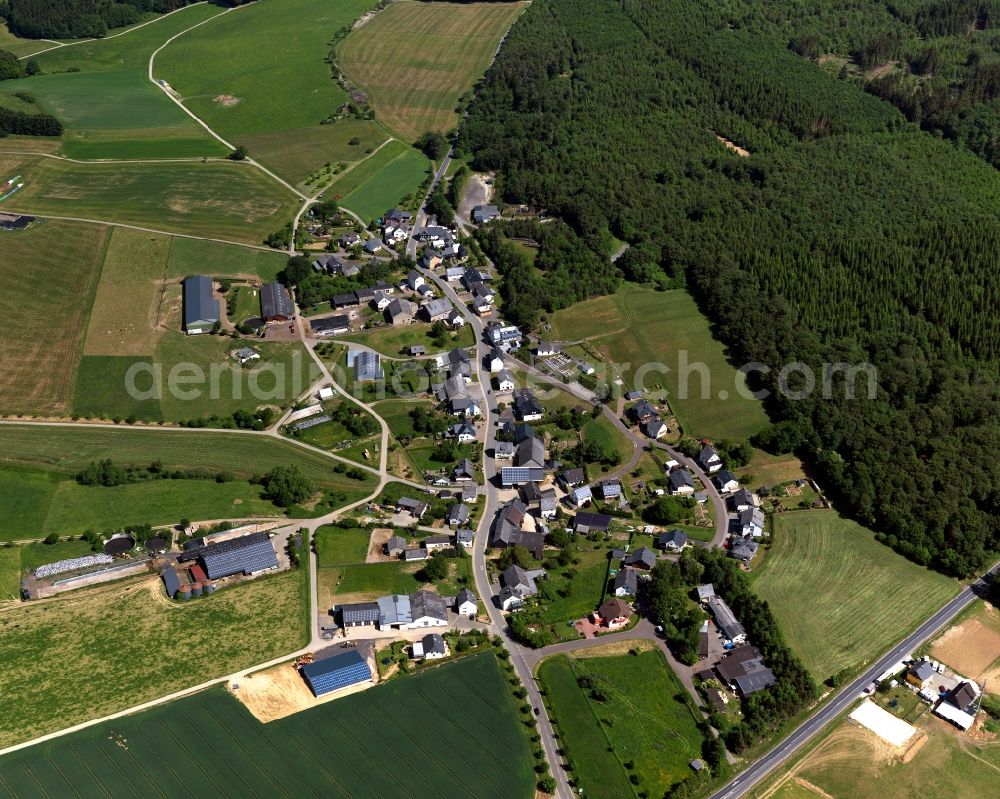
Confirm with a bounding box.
[301,651,371,696]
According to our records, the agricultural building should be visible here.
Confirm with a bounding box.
[182,275,220,334]
[300,650,372,697]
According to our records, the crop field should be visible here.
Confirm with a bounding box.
[547,284,769,440]
[539,646,706,799]
[755,714,1000,799]
[165,236,286,281]
[2,3,229,159]
[338,1,528,141]
[0,221,108,417]
[156,0,378,184]
[752,512,959,683]
[0,569,307,748]
[84,227,170,356]
[0,152,297,243]
[0,653,534,798]
[337,145,430,220]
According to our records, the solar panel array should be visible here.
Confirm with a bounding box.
[191,533,279,580]
[500,467,545,485]
[301,651,371,696]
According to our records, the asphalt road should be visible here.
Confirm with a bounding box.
[707,564,998,799]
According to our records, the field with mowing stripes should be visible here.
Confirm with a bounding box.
[0,654,534,797]
[337,145,430,221]
[338,1,528,141]
[0,569,308,749]
[156,0,383,186]
[539,646,706,799]
[0,152,297,243]
[0,221,108,417]
[752,511,959,683]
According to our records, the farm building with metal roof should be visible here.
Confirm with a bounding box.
[179,532,278,580]
[260,282,293,321]
[300,650,372,696]
[182,275,220,334]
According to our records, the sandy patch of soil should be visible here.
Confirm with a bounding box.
[714,133,750,157]
[214,95,240,106]
[366,527,395,563]
[931,616,1000,680]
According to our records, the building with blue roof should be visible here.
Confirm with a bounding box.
[301,650,372,696]
[161,565,181,598]
[182,275,220,334]
[178,532,278,580]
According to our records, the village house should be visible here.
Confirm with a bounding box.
[594,597,632,628]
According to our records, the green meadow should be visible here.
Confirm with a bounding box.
[166,236,287,281]
[338,146,430,220]
[156,0,380,184]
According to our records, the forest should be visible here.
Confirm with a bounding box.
[458,0,1000,576]
[0,0,247,39]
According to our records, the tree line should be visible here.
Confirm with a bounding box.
[458,0,1000,575]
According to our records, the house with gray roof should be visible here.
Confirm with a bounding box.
[385,297,416,325]
[669,469,696,496]
[657,530,688,552]
[422,297,452,322]
[385,535,407,557]
[626,547,657,570]
[182,275,220,334]
[409,589,448,627]
[472,204,499,223]
[515,436,545,468]
[613,567,638,597]
[446,503,470,527]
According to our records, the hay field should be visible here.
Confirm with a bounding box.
[752,511,959,683]
[1,3,228,159]
[83,227,170,356]
[338,1,528,140]
[0,570,307,748]
[156,0,380,184]
[547,284,769,440]
[0,654,534,797]
[0,152,298,243]
[0,220,109,416]
[165,236,286,281]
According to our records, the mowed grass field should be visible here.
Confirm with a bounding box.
[338,145,430,220]
[547,284,769,440]
[1,3,229,159]
[0,425,376,539]
[0,569,307,748]
[338,1,529,141]
[539,646,706,799]
[0,221,108,416]
[0,152,298,243]
[0,653,534,798]
[156,0,381,185]
[752,511,959,683]
[165,235,286,281]
[0,21,49,58]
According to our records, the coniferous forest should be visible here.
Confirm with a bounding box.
[457,0,1000,576]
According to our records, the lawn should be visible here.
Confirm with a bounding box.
[314,524,371,566]
[165,236,286,281]
[752,511,960,683]
[539,647,707,798]
[0,653,534,798]
[337,146,431,220]
[342,321,473,356]
[338,1,529,141]
[83,226,169,357]
[582,414,634,468]
[0,152,298,244]
[155,0,380,185]
[319,557,473,608]
[323,137,412,197]
[225,284,261,326]
[0,220,108,417]
[547,284,769,440]
[535,544,615,626]
[0,569,307,748]
[1,3,229,159]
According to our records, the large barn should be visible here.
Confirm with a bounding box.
[178,532,278,580]
[260,282,293,322]
[300,650,372,697]
[183,275,220,334]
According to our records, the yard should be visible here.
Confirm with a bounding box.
[546,284,769,440]
[314,524,371,567]
[342,321,474,356]
[0,220,108,417]
[751,511,960,683]
[534,542,617,626]
[0,569,308,748]
[318,557,473,608]
[0,653,534,798]
[539,645,708,799]
[338,1,529,141]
